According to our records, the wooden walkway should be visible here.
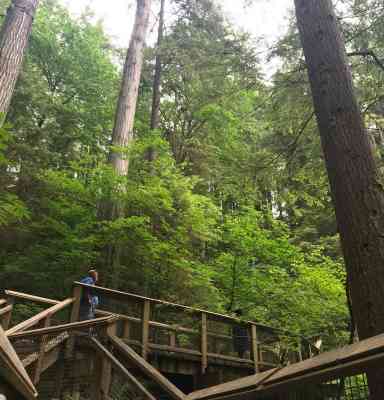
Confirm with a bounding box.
[4,282,367,400]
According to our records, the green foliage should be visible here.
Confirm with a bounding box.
[1,0,368,349]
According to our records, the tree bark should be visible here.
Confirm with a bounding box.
[146,0,165,163]
[109,0,151,176]
[0,0,39,118]
[150,0,165,131]
[294,1,384,398]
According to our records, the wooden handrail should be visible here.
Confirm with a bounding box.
[6,298,74,336]
[74,282,271,328]
[75,282,319,351]
[5,288,318,367]
[5,290,60,306]
[8,316,118,339]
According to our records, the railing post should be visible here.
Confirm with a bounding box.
[2,296,14,330]
[297,338,303,362]
[33,316,51,384]
[66,285,82,358]
[169,330,176,347]
[142,300,151,360]
[251,324,260,374]
[201,312,208,374]
[100,321,117,399]
[123,320,131,340]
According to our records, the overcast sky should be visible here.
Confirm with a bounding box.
[61,0,293,48]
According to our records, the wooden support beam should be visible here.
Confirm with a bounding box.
[1,297,14,330]
[99,322,117,399]
[0,304,13,317]
[142,299,150,360]
[91,337,157,400]
[32,316,51,384]
[0,325,38,400]
[6,298,74,336]
[66,285,82,358]
[170,331,176,347]
[123,320,131,340]
[201,312,208,375]
[109,335,186,400]
[251,324,260,374]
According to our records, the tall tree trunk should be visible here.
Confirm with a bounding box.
[102,0,151,287]
[294,1,384,398]
[109,0,151,176]
[150,0,165,131]
[147,0,165,163]
[0,0,39,118]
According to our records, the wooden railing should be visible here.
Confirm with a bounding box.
[73,282,319,373]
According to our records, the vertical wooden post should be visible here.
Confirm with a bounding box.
[123,320,131,340]
[54,352,65,400]
[309,343,313,358]
[33,316,51,384]
[251,324,260,374]
[141,300,150,360]
[2,296,14,330]
[201,312,208,375]
[100,322,117,399]
[169,330,176,347]
[297,338,303,362]
[66,285,82,358]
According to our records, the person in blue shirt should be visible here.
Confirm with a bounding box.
[79,269,99,321]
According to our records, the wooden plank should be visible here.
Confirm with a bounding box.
[8,315,117,339]
[251,324,260,373]
[186,368,279,400]
[109,335,186,400]
[90,337,156,400]
[32,317,51,384]
[142,299,150,360]
[5,290,60,305]
[187,332,384,400]
[201,312,208,374]
[0,325,38,400]
[6,298,74,336]
[0,299,7,307]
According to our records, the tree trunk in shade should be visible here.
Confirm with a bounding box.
[294,0,384,397]
[0,0,40,118]
[109,0,151,176]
